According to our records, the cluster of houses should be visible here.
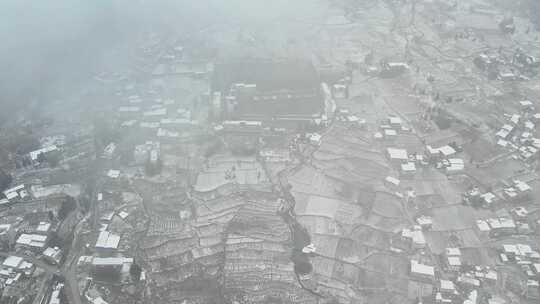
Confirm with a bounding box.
[117,89,199,141]
[495,101,540,163]
[499,243,540,299]
[385,142,464,178]
[374,116,410,140]
[0,217,64,295]
[408,246,504,303]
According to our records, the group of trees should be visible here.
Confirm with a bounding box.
[129,262,142,281]
[144,158,162,176]
[36,151,61,167]
[204,139,223,158]
[523,0,540,30]
[4,133,40,156]
[58,196,77,220]
[0,169,12,192]
[93,115,120,151]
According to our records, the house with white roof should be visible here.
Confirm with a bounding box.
[0,224,15,244]
[91,257,133,277]
[426,145,456,159]
[384,176,400,189]
[386,148,408,164]
[475,219,491,238]
[95,231,121,253]
[2,256,34,275]
[43,247,63,265]
[29,145,58,162]
[446,256,462,272]
[520,100,533,109]
[480,192,497,207]
[510,114,521,125]
[445,158,464,174]
[388,116,403,128]
[2,256,23,269]
[410,260,435,281]
[533,113,540,124]
[439,279,456,294]
[487,217,516,236]
[2,184,25,201]
[416,215,433,229]
[106,170,121,179]
[401,226,426,249]
[384,129,397,139]
[15,234,47,250]
[400,162,416,178]
[496,124,514,139]
[36,222,51,234]
[503,180,531,202]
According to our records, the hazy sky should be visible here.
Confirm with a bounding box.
[0,0,324,118]
[0,1,127,107]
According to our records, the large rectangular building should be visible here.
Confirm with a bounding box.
[211,59,326,127]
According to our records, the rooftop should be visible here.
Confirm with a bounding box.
[107,170,121,179]
[16,234,47,248]
[212,59,320,93]
[447,256,462,266]
[92,257,132,266]
[2,256,23,269]
[43,247,61,258]
[385,176,400,186]
[410,260,435,277]
[193,155,267,192]
[427,145,456,156]
[29,145,58,161]
[95,231,120,250]
[36,221,51,233]
[213,59,324,120]
[387,148,408,160]
[440,279,455,291]
[446,247,462,256]
[401,162,416,172]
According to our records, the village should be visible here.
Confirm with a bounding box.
[0,0,540,304]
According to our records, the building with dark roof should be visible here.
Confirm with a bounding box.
[211,59,325,127]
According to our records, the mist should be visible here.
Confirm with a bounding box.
[2,1,540,304]
[0,0,320,116]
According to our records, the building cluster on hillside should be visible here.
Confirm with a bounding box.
[4,1,540,304]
